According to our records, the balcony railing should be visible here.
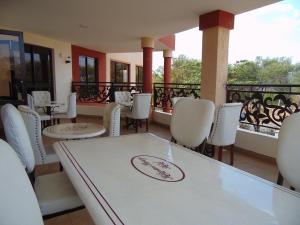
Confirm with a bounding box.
[72,82,143,103]
[153,83,201,108]
[72,81,300,133]
[226,84,300,131]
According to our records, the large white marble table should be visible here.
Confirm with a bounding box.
[43,123,105,139]
[53,133,300,225]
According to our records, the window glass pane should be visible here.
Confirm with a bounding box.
[136,66,143,83]
[24,52,32,81]
[111,61,130,83]
[87,57,96,82]
[33,53,42,81]
[79,56,86,82]
[115,62,123,83]
[0,33,23,97]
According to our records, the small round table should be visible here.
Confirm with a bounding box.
[42,123,106,140]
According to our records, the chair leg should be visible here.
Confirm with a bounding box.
[126,117,129,130]
[290,186,295,191]
[211,145,215,157]
[218,146,223,162]
[277,172,284,185]
[146,119,149,132]
[57,119,60,124]
[135,120,138,133]
[230,144,234,166]
[139,120,142,128]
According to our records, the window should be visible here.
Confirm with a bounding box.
[0,29,25,98]
[79,56,98,82]
[136,66,143,83]
[24,43,54,98]
[111,61,130,83]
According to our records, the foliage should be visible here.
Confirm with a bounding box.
[228,57,298,84]
[153,55,300,85]
[153,54,201,84]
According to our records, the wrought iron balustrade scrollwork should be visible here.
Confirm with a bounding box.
[153,83,201,109]
[72,82,143,103]
[226,84,300,130]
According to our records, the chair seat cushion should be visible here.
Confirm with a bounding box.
[38,112,51,121]
[53,113,70,119]
[34,172,82,215]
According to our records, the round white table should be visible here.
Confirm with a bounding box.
[43,123,106,140]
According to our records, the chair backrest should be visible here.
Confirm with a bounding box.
[170,98,215,148]
[103,103,121,137]
[115,91,131,103]
[27,94,34,110]
[171,97,193,107]
[32,91,51,106]
[18,105,48,165]
[130,93,152,119]
[1,104,35,173]
[0,140,44,225]
[276,112,300,190]
[208,103,242,146]
[67,92,77,118]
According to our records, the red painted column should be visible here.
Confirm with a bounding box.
[143,47,153,93]
[141,38,155,93]
[163,49,172,112]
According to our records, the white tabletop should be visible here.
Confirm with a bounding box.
[43,123,105,139]
[53,133,300,225]
[35,102,64,107]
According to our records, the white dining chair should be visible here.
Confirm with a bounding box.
[276,112,300,191]
[115,91,132,118]
[0,139,44,225]
[32,90,51,106]
[18,105,59,165]
[1,104,82,216]
[171,96,193,107]
[27,93,51,126]
[207,103,243,165]
[126,93,152,132]
[103,103,121,137]
[53,92,77,123]
[115,91,131,103]
[170,98,215,151]
[27,93,35,109]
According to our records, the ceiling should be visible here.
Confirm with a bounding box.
[0,0,279,53]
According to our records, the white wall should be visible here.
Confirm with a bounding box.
[106,52,143,82]
[0,25,72,112]
[152,110,278,158]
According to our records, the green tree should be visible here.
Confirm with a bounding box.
[260,57,293,84]
[228,60,260,84]
[172,55,201,83]
[228,57,295,84]
[152,55,201,84]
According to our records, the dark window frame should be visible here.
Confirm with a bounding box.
[136,65,143,83]
[24,43,54,99]
[79,55,98,83]
[110,60,130,83]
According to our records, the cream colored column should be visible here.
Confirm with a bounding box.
[199,10,234,106]
[201,26,230,106]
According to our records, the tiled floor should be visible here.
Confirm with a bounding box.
[40,115,280,225]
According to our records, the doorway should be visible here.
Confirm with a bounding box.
[24,43,54,99]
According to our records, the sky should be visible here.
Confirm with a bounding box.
[153,0,300,70]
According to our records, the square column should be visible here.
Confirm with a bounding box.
[141,37,155,93]
[163,49,172,112]
[199,10,234,105]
